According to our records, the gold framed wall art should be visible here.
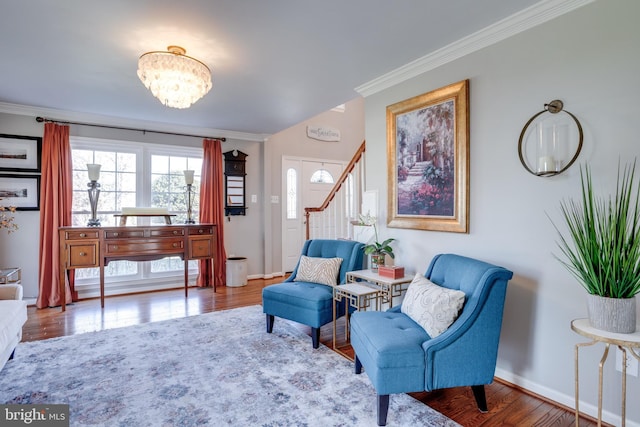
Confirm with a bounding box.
[387,79,469,232]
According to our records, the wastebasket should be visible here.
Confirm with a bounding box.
[226,257,248,287]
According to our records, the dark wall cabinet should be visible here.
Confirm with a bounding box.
[223,150,247,216]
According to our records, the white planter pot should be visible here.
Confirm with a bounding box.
[586,294,636,333]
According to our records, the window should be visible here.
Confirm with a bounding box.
[72,148,138,227]
[286,168,297,219]
[345,173,354,219]
[71,137,203,290]
[310,169,334,184]
[151,154,203,225]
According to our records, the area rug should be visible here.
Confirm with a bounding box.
[0,305,460,426]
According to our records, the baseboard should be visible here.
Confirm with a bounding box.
[255,272,285,280]
[495,368,633,427]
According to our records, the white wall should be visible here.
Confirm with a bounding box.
[264,97,365,274]
[0,114,44,300]
[363,0,640,424]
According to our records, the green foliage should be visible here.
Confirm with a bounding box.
[358,212,396,259]
[551,161,640,298]
[363,238,396,259]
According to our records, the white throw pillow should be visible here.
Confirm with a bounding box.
[401,273,466,338]
[293,256,343,286]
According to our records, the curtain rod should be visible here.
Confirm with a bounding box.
[35,116,226,142]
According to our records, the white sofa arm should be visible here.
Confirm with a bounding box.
[0,284,23,300]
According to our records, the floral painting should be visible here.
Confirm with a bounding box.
[396,100,455,216]
[387,80,469,232]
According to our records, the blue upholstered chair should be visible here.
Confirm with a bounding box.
[262,239,364,349]
[350,254,513,426]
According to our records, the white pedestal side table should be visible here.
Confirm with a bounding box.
[571,318,640,427]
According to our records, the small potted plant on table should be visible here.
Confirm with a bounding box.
[359,212,395,271]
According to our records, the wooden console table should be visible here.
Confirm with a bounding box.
[58,224,217,311]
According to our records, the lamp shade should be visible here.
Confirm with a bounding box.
[137,46,212,109]
[183,170,195,185]
[87,164,101,181]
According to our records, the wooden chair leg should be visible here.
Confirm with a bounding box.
[355,355,362,374]
[377,394,389,426]
[266,314,274,333]
[471,385,488,412]
[311,327,320,349]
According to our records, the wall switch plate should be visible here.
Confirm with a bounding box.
[616,347,639,377]
[251,194,257,203]
[271,195,279,204]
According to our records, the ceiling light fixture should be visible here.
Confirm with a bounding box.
[137,45,212,109]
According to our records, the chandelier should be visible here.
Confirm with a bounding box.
[137,45,212,109]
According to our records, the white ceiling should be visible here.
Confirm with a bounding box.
[0,0,545,139]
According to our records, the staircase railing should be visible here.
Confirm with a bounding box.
[304,141,366,240]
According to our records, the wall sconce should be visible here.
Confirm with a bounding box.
[518,100,583,177]
[183,170,196,224]
[86,163,101,226]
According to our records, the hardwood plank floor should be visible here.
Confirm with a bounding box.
[22,279,607,427]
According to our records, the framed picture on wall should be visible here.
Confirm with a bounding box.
[386,79,469,233]
[0,174,40,210]
[0,134,42,172]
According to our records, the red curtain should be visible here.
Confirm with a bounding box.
[197,138,227,287]
[37,123,74,308]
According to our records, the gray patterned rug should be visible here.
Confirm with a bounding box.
[0,305,459,426]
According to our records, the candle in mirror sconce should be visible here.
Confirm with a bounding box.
[536,123,561,174]
[518,99,583,177]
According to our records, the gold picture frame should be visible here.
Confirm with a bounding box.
[387,79,469,232]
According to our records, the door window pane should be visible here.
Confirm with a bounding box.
[310,169,334,184]
[287,168,297,219]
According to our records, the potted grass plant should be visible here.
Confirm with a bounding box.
[551,160,640,333]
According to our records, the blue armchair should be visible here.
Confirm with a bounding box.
[262,239,364,348]
[350,254,513,426]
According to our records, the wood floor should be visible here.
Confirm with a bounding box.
[22,278,606,427]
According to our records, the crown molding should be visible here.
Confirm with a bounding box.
[355,0,596,97]
[0,102,270,142]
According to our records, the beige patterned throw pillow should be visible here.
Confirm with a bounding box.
[401,273,466,338]
[293,256,343,286]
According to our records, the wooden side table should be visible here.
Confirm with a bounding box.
[571,318,640,427]
[345,269,413,308]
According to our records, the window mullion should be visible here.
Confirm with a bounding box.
[139,146,152,277]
